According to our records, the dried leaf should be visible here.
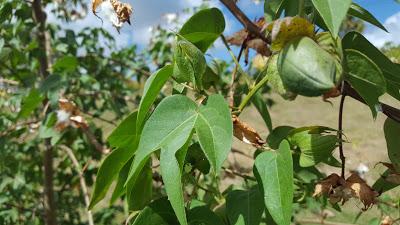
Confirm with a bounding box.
[379,162,400,184]
[314,173,378,210]
[266,16,315,51]
[226,18,271,57]
[92,0,104,14]
[313,173,343,197]
[232,115,265,148]
[346,173,378,210]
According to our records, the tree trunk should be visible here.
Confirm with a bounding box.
[32,1,57,225]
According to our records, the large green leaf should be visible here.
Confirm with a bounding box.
[278,37,337,97]
[348,3,387,32]
[345,49,386,118]
[160,136,192,225]
[195,94,232,172]
[252,91,273,132]
[126,95,198,225]
[174,39,206,90]
[89,148,134,209]
[226,187,265,225]
[131,197,179,225]
[89,112,138,209]
[254,140,293,225]
[137,65,173,132]
[384,118,400,171]
[107,111,137,149]
[342,32,400,101]
[126,160,153,211]
[288,127,338,167]
[179,8,225,52]
[264,0,285,22]
[18,88,44,119]
[311,0,352,38]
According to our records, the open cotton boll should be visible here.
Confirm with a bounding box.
[101,0,123,29]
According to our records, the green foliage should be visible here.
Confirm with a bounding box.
[345,49,386,117]
[179,8,225,52]
[226,187,265,225]
[311,0,352,37]
[348,3,387,32]
[254,141,293,225]
[384,118,400,171]
[3,1,400,224]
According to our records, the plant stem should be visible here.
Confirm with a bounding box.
[298,0,305,17]
[338,93,346,178]
[218,0,270,44]
[222,167,256,181]
[32,0,57,224]
[60,145,94,225]
[238,74,269,113]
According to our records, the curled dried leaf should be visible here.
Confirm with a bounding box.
[226,18,271,57]
[346,173,379,210]
[232,115,265,148]
[314,173,378,210]
[266,16,315,51]
[313,173,343,197]
[92,0,104,14]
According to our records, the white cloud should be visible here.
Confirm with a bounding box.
[364,11,400,48]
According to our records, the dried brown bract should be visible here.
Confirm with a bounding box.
[313,173,378,210]
[110,0,132,26]
[227,18,271,60]
[232,115,265,148]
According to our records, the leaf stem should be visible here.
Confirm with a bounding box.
[298,0,305,17]
[237,74,269,113]
[338,93,346,178]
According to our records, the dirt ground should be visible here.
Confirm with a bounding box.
[227,93,399,186]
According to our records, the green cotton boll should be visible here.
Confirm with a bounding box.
[277,37,338,97]
[267,54,297,100]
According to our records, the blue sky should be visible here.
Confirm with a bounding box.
[51,0,400,54]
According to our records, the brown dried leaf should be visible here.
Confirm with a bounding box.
[346,173,379,210]
[226,18,271,57]
[232,115,265,148]
[379,162,400,184]
[313,173,344,197]
[92,0,104,14]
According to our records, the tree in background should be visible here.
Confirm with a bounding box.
[2,1,400,225]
